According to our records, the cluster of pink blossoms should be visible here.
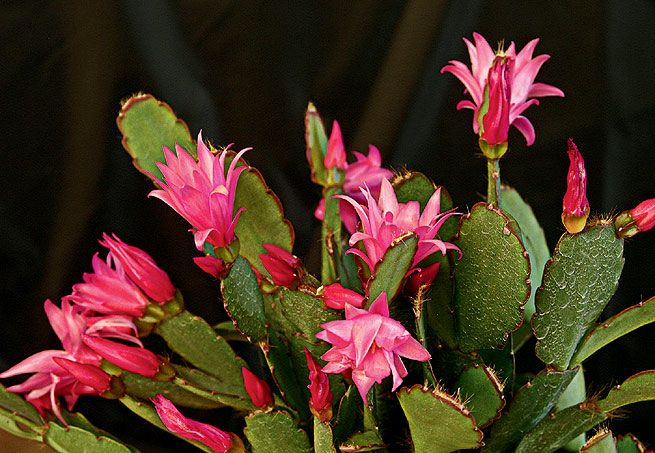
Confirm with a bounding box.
[0,234,174,422]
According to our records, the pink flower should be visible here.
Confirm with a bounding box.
[241,367,273,408]
[152,395,237,453]
[193,255,226,278]
[630,198,655,232]
[337,178,459,275]
[441,32,564,146]
[304,348,333,422]
[481,56,512,146]
[325,120,347,170]
[316,293,430,402]
[99,233,175,303]
[149,132,249,251]
[66,252,150,318]
[259,243,302,287]
[52,358,112,394]
[321,283,364,310]
[82,335,164,379]
[562,139,590,234]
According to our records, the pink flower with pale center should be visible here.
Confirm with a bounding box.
[337,178,459,275]
[152,395,235,453]
[99,233,175,303]
[149,132,249,251]
[316,293,430,402]
[441,32,564,146]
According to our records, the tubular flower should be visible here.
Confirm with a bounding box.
[82,335,167,379]
[480,56,512,147]
[152,395,239,453]
[441,32,564,147]
[320,283,365,310]
[241,368,273,409]
[562,139,590,234]
[259,243,302,287]
[337,178,459,275]
[316,293,430,403]
[149,132,249,252]
[52,358,113,394]
[99,233,175,303]
[304,348,333,422]
[616,197,655,238]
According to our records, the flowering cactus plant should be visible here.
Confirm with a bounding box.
[2,33,655,453]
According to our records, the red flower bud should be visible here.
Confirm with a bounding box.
[241,368,273,408]
[405,261,441,294]
[630,198,655,232]
[82,335,163,379]
[304,348,333,422]
[325,120,347,170]
[320,283,364,310]
[562,139,590,234]
[480,56,512,148]
[259,244,302,287]
[53,357,112,394]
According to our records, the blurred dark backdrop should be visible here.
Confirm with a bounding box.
[1,0,654,450]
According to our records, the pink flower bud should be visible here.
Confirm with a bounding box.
[152,395,237,453]
[100,233,176,303]
[325,120,347,170]
[304,348,332,422]
[259,244,302,287]
[82,335,162,378]
[241,368,273,408]
[480,56,512,148]
[52,357,112,394]
[405,261,441,294]
[562,139,590,234]
[321,283,364,310]
[630,198,655,232]
[193,255,226,278]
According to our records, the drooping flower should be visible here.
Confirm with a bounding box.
[259,243,302,288]
[320,283,364,310]
[316,292,430,402]
[149,132,249,252]
[441,32,564,147]
[82,335,167,379]
[562,139,590,234]
[337,178,459,276]
[304,348,333,422]
[99,233,175,303]
[241,367,273,409]
[152,395,239,453]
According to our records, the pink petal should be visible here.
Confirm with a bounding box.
[512,115,536,146]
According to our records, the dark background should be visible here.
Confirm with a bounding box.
[1,0,654,450]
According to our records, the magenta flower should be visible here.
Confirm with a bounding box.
[630,198,655,232]
[99,233,175,303]
[321,283,364,310]
[325,120,347,170]
[441,32,564,146]
[241,367,273,409]
[337,178,459,275]
[149,132,249,251]
[193,255,226,278]
[405,261,441,294]
[304,348,333,422]
[562,139,590,234]
[66,252,150,318]
[259,243,302,287]
[316,293,430,402]
[52,358,112,394]
[152,395,238,453]
[82,335,164,379]
[480,56,512,146]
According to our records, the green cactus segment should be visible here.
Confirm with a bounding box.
[483,368,578,452]
[533,224,624,369]
[305,103,329,186]
[599,370,655,412]
[232,162,295,276]
[500,186,549,350]
[425,253,457,348]
[245,411,312,453]
[321,187,341,285]
[121,371,222,409]
[454,364,505,428]
[332,386,362,445]
[366,233,418,305]
[119,396,213,452]
[0,383,43,425]
[156,310,246,379]
[397,385,483,453]
[339,430,386,452]
[172,366,254,410]
[616,434,645,453]
[221,256,267,342]
[44,422,134,453]
[454,203,530,352]
[392,172,458,241]
[117,94,195,180]
[580,431,615,453]
[277,289,341,342]
[514,405,607,453]
[571,296,655,365]
[554,367,586,451]
[314,418,337,453]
